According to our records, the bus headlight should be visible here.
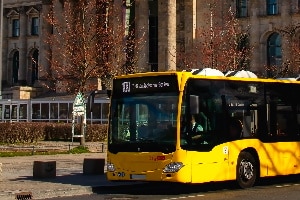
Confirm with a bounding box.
[163,162,184,173]
[107,162,115,172]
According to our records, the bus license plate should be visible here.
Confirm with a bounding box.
[131,174,146,180]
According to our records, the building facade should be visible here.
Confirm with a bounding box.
[1,0,48,99]
[237,0,300,77]
[1,0,300,101]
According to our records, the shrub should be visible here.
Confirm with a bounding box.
[0,122,107,144]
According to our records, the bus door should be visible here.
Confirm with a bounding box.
[187,95,230,183]
[266,101,299,175]
[261,82,300,175]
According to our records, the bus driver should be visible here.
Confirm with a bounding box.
[189,114,203,139]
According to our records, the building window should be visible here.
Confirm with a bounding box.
[31,17,39,35]
[50,103,58,120]
[12,51,19,84]
[267,0,278,15]
[12,19,20,37]
[31,49,39,85]
[236,0,248,18]
[267,33,282,77]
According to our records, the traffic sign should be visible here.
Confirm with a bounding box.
[73,92,85,116]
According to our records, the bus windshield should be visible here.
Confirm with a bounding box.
[108,92,178,153]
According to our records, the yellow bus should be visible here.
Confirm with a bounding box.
[106,70,300,188]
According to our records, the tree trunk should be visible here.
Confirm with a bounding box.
[79,116,85,146]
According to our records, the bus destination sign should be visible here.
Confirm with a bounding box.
[113,75,178,96]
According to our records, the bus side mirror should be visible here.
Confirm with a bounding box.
[87,90,111,112]
[190,95,199,115]
[107,90,112,98]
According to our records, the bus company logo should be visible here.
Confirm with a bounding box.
[157,156,165,160]
[149,155,166,161]
[122,82,131,93]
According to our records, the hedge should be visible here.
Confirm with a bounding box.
[0,122,107,144]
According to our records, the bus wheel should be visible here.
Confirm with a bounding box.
[236,152,257,188]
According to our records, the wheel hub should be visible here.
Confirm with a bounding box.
[240,159,254,180]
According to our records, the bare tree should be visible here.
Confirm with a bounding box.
[273,24,300,78]
[45,0,105,93]
[44,0,144,93]
[177,4,251,73]
[43,0,144,145]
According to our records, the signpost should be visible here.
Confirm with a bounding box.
[72,92,86,144]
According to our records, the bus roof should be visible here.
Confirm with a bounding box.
[114,70,300,85]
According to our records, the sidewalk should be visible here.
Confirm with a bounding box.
[0,144,135,200]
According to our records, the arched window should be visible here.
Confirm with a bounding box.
[12,51,19,84]
[31,49,39,85]
[267,33,282,76]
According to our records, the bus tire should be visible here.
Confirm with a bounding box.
[236,151,257,188]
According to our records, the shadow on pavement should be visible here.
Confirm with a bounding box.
[92,174,300,196]
[9,173,111,187]
[8,173,300,197]
[92,181,240,195]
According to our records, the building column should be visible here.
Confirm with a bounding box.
[184,0,196,69]
[281,0,292,65]
[135,0,149,72]
[18,7,27,85]
[40,2,51,77]
[158,0,176,71]
[38,1,52,90]
[249,2,261,73]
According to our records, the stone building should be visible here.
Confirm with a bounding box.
[1,0,300,100]
[237,0,300,77]
[1,0,48,99]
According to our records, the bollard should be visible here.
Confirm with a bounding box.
[33,161,56,178]
[83,158,105,175]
